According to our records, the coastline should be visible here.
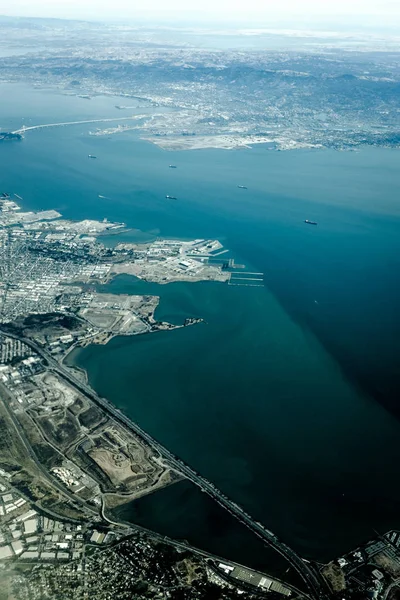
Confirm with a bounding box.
[63,314,205,362]
[2,95,400,566]
[142,134,323,152]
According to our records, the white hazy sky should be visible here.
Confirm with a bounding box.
[0,0,400,26]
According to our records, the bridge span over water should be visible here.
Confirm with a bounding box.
[12,115,143,135]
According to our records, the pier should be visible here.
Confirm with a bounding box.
[228,282,264,287]
[229,277,263,282]
[229,271,264,287]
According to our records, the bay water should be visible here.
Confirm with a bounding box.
[1,85,400,565]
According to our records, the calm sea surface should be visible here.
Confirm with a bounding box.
[1,84,400,566]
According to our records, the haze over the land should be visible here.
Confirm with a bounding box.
[1,0,400,31]
[0,0,400,597]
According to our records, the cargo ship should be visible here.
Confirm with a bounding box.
[304,219,317,225]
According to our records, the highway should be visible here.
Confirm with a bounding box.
[12,115,145,135]
[102,499,307,599]
[383,578,400,600]
[0,380,99,519]
[0,328,332,600]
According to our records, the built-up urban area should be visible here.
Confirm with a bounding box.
[0,193,308,599]
[0,17,399,152]
[0,195,400,598]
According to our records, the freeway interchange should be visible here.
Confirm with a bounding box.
[0,328,333,600]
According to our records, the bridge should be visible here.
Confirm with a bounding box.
[0,328,332,600]
[12,115,144,135]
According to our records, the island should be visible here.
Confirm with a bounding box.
[0,132,22,141]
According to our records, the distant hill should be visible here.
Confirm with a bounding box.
[0,15,96,30]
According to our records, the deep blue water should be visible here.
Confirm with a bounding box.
[1,84,400,564]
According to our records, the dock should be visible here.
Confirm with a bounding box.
[228,271,264,287]
[228,282,264,288]
[230,277,263,282]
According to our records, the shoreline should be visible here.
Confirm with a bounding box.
[64,317,205,359]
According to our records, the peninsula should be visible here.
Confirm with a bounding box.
[0,192,329,600]
[0,195,229,334]
[0,195,234,513]
[5,193,396,600]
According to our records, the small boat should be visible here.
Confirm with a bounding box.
[165,195,177,200]
[14,194,23,200]
[237,185,247,189]
[304,220,317,225]
[88,154,97,159]
[169,165,177,169]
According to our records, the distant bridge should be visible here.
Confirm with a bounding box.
[12,115,143,135]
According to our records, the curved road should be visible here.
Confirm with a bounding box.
[101,498,308,600]
[0,380,99,518]
[0,329,332,600]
